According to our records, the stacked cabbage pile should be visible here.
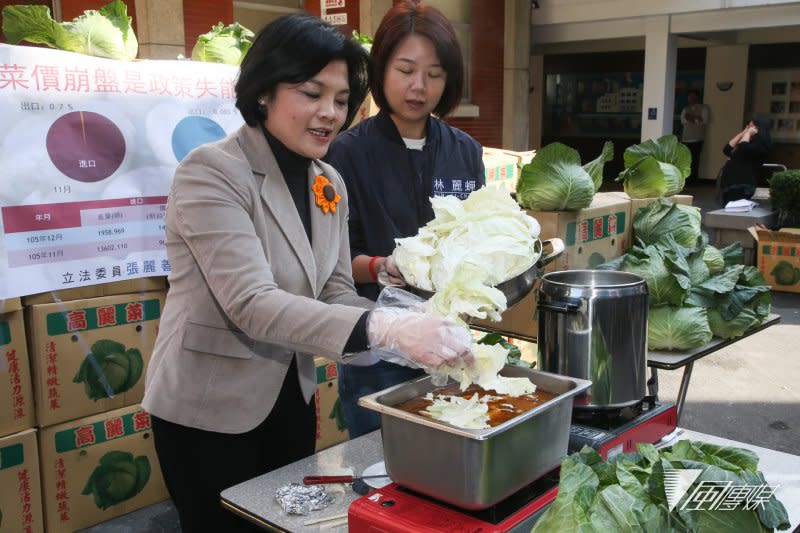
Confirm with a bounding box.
[600,199,772,350]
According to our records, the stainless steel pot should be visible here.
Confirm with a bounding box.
[402,238,565,308]
[537,270,648,410]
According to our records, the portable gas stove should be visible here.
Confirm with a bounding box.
[348,468,559,533]
[569,397,678,458]
[349,399,677,531]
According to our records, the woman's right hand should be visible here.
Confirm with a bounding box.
[366,307,474,369]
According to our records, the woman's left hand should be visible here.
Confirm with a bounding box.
[378,255,405,286]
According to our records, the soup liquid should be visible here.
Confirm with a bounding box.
[394,383,558,427]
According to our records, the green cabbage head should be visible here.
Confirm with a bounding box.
[648,306,712,351]
[73,340,143,401]
[702,246,725,275]
[615,134,691,198]
[633,198,702,248]
[82,451,150,510]
[191,22,253,65]
[516,142,601,211]
[2,0,137,60]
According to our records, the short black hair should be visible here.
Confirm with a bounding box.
[235,14,369,129]
[370,1,464,118]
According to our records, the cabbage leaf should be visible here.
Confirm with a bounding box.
[2,0,137,60]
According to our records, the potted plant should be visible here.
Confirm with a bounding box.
[769,169,800,229]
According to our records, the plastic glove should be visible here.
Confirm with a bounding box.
[376,254,405,287]
[367,307,474,369]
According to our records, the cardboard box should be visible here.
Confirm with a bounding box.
[0,310,35,438]
[750,227,800,293]
[27,291,165,427]
[472,192,631,340]
[482,147,537,194]
[38,405,168,533]
[314,357,348,451]
[0,298,22,314]
[22,277,167,306]
[349,92,379,128]
[0,428,44,533]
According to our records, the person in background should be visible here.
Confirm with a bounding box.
[680,89,710,184]
[141,14,473,533]
[716,117,772,206]
[325,0,485,438]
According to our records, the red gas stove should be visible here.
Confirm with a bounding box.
[349,399,677,532]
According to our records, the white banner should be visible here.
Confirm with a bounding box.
[0,44,244,298]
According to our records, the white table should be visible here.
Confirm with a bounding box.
[220,427,799,531]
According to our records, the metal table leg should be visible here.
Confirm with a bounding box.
[675,362,695,424]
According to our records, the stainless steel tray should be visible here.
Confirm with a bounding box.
[358,366,591,509]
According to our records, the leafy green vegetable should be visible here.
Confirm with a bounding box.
[771,260,800,286]
[191,22,253,65]
[2,0,137,60]
[648,306,712,351]
[533,441,790,532]
[73,339,143,401]
[476,332,532,367]
[82,451,150,510]
[516,142,609,211]
[703,246,725,275]
[352,30,373,51]
[619,243,691,306]
[615,135,691,198]
[633,198,702,248]
[582,140,614,192]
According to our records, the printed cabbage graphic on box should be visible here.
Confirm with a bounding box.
[82,451,151,510]
[73,340,143,400]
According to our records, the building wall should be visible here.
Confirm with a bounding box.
[448,1,504,148]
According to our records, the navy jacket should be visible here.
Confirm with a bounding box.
[325,111,484,300]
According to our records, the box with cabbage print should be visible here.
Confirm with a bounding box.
[38,405,168,533]
[0,428,44,533]
[751,227,800,293]
[27,291,165,427]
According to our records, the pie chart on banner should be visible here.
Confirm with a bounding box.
[46,111,127,183]
[171,116,227,162]
[146,103,229,165]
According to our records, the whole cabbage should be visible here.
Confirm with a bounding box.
[191,22,253,65]
[516,142,612,211]
[648,306,712,351]
[633,198,702,248]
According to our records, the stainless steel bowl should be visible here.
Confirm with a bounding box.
[358,365,591,509]
[401,238,564,308]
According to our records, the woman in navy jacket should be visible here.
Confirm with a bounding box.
[325,0,485,437]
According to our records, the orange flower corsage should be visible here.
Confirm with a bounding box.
[312,175,341,215]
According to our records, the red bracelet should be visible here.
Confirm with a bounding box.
[368,256,381,281]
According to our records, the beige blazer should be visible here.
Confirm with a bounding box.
[142,124,373,434]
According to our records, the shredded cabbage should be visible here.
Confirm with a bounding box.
[423,393,490,429]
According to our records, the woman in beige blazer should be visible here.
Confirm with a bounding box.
[141,14,473,533]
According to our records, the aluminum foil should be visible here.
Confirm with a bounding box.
[275,483,335,515]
